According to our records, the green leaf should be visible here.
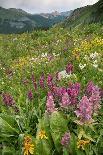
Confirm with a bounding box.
[36,115,52,155]
[50,111,68,153]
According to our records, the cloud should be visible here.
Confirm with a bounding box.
[0,0,98,13]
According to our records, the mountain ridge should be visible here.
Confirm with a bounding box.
[0,7,72,34]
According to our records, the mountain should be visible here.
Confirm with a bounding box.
[0,7,72,34]
[62,0,103,28]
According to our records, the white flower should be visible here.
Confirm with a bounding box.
[93,60,98,68]
[41,53,48,58]
[79,63,86,70]
[58,70,71,80]
[93,60,98,64]
[93,64,98,68]
[90,52,99,59]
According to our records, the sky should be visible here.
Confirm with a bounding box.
[0,0,98,13]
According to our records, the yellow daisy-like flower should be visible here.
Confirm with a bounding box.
[38,130,48,140]
[24,136,34,155]
[77,139,90,150]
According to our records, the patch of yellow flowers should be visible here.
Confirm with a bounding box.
[24,136,34,155]
[77,139,90,150]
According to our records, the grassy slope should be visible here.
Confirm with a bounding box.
[62,0,103,28]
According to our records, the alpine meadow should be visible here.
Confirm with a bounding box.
[0,0,103,155]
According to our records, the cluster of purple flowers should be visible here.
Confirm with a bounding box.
[67,83,81,105]
[75,96,92,122]
[47,74,54,88]
[46,91,56,113]
[31,74,37,90]
[28,90,33,101]
[61,132,71,147]
[2,93,15,106]
[75,82,101,123]
[61,92,71,108]
[39,74,45,88]
[66,63,73,74]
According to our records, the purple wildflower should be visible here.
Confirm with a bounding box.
[100,88,103,99]
[31,74,37,90]
[61,132,71,147]
[27,90,33,101]
[67,83,80,105]
[67,83,80,97]
[46,92,55,113]
[75,96,92,122]
[66,63,73,74]
[86,81,95,96]
[47,74,53,88]
[89,86,101,113]
[2,93,15,106]
[56,87,67,97]
[39,74,45,88]
[61,92,71,108]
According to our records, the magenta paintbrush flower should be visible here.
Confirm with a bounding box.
[61,92,71,108]
[39,74,45,88]
[89,86,101,113]
[66,63,73,74]
[47,74,53,88]
[46,91,56,113]
[31,74,37,90]
[28,90,33,101]
[75,96,92,122]
[61,132,71,147]
[86,81,95,96]
[67,83,80,105]
[2,93,15,106]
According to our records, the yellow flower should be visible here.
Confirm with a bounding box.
[24,136,34,155]
[77,139,90,150]
[38,130,48,140]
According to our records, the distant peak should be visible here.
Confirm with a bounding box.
[51,11,60,16]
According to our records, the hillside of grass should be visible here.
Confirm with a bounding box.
[62,0,103,28]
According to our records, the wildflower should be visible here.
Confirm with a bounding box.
[100,88,103,98]
[31,74,37,90]
[77,139,90,150]
[39,74,45,88]
[79,63,86,70]
[67,83,80,105]
[86,81,95,96]
[38,130,48,139]
[66,63,73,74]
[53,86,66,97]
[55,71,59,81]
[75,96,92,123]
[89,86,101,113]
[46,92,56,113]
[24,136,34,155]
[92,63,98,68]
[68,83,80,98]
[27,90,33,101]
[2,93,15,106]
[57,70,70,80]
[61,92,71,108]
[61,132,70,147]
[90,52,99,60]
[47,74,53,88]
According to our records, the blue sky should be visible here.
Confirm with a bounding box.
[0,0,98,13]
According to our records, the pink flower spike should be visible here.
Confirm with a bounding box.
[61,92,71,108]
[46,92,56,114]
